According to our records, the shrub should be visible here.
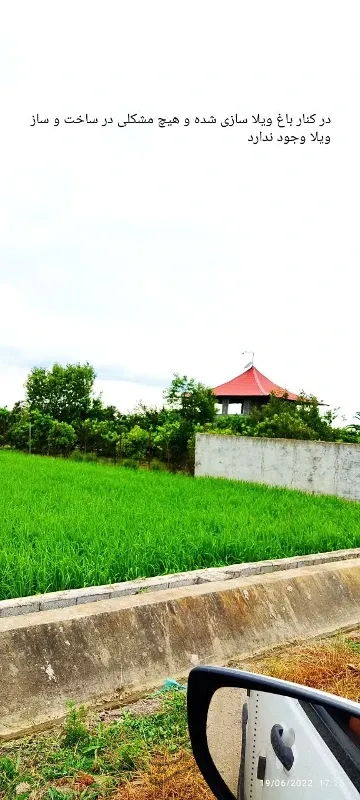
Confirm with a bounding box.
[122,458,139,469]
[121,425,148,460]
[70,450,98,463]
[149,458,167,471]
[82,452,98,463]
[69,449,83,462]
[48,422,77,457]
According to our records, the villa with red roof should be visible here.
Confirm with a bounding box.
[213,365,299,415]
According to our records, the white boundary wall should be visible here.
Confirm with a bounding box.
[195,433,360,500]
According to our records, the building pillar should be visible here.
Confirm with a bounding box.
[221,399,229,415]
[242,399,252,415]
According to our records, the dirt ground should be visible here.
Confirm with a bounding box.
[2,628,360,799]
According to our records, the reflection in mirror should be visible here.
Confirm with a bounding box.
[207,688,360,798]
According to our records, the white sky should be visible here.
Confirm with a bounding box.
[0,1,359,421]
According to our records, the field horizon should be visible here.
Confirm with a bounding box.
[1,449,360,602]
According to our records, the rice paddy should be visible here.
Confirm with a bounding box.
[1,449,360,601]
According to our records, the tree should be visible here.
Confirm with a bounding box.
[152,417,193,470]
[8,417,30,451]
[212,414,252,436]
[0,408,10,446]
[121,425,148,460]
[48,422,77,456]
[249,393,337,441]
[28,410,54,454]
[88,395,119,423]
[346,412,360,433]
[153,419,182,466]
[25,363,96,426]
[164,374,216,425]
[10,401,26,420]
[91,420,119,458]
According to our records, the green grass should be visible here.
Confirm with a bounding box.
[0,450,360,601]
[0,690,189,799]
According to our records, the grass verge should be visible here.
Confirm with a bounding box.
[0,689,212,799]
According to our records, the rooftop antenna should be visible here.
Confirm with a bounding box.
[242,351,254,370]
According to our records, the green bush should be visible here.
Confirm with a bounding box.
[122,458,139,469]
[61,702,89,747]
[149,458,167,471]
[121,425,148,460]
[82,452,98,463]
[48,422,77,457]
[70,450,98,463]
[69,449,83,462]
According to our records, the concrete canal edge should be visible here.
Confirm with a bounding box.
[1,548,360,618]
[1,556,360,739]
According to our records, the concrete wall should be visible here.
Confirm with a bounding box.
[2,557,360,740]
[195,434,360,500]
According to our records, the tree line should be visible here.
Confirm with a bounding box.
[0,363,359,472]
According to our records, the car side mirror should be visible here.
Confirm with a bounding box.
[187,666,360,799]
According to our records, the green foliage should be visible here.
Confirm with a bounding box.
[164,374,216,425]
[212,414,252,435]
[25,363,95,426]
[69,450,98,463]
[48,422,77,456]
[249,393,338,441]
[0,408,10,446]
[152,417,192,470]
[345,412,360,438]
[332,427,360,444]
[149,458,167,471]
[126,402,166,431]
[1,360,357,471]
[121,458,139,469]
[80,419,119,458]
[69,448,85,462]
[7,417,30,451]
[152,418,181,465]
[29,411,54,453]
[62,702,90,747]
[44,789,71,800]
[88,395,119,423]
[0,757,18,790]
[121,425,148,460]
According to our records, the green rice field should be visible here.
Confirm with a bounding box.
[1,450,360,601]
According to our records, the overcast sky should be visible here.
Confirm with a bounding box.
[0,1,359,422]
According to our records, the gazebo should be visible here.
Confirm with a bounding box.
[213,365,299,415]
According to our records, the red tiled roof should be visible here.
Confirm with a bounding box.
[213,366,298,401]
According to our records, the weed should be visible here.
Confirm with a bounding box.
[121,459,139,470]
[249,636,360,702]
[62,703,90,747]
[45,789,74,800]
[0,690,189,798]
[148,459,167,472]
[0,756,18,790]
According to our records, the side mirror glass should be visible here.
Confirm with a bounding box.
[188,667,360,799]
